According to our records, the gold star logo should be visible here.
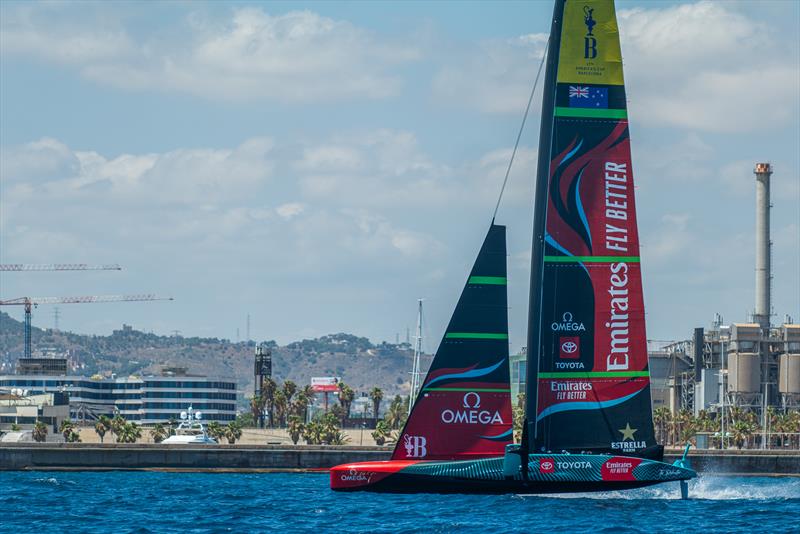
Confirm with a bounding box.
[618,423,637,441]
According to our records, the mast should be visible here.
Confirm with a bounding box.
[409,299,424,415]
[524,0,566,454]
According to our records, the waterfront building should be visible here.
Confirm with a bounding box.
[0,391,70,434]
[0,363,237,424]
[509,351,526,405]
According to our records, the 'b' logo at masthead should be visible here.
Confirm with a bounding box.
[583,6,598,59]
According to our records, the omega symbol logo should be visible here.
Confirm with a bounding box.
[463,392,481,409]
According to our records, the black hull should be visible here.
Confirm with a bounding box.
[343,474,663,495]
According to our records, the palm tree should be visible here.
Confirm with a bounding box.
[372,420,390,446]
[338,383,355,422]
[225,421,243,444]
[250,394,265,428]
[207,421,225,442]
[273,390,288,428]
[287,415,304,445]
[60,420,81,443]
[300,385,315,420]
[263,378,278,427]
[303,420,323,445]
[320,412,346,445]
[117,422,142,443]
[653,407,671,445]
[282,380,297,404]
[731,419,754,449]
[32,420,48,442]
[111,414,126,441]
[369,387,384,420]
[385,395,407,430]
[150,423,168,443]
[331,403,347,428]
[95,415,111,443]
[510,393,526,443]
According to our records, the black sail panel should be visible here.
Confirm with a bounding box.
[393,224,513,461]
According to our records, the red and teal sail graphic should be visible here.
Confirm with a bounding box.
[527,0,658,458]
[393,224,512,461]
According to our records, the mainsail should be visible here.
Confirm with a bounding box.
[393,224,512,461]
[525,0,658,459]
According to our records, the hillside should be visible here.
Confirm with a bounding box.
[0,312,432,402]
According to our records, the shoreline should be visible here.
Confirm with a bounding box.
[2,444,798,475]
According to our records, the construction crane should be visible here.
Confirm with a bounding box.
[0,295,173,358]
[0,264,122,271]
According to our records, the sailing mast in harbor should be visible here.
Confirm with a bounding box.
[409,299,424,415]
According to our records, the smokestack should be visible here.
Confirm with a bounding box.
[753,163,772,330]
[693,327,704,377]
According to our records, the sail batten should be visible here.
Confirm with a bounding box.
[526,0,658,459]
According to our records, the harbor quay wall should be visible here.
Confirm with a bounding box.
[1,444,798,474]
[663,449,800,475]
[0,443,388,471]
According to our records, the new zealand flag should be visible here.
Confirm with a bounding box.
[568,85,609,109]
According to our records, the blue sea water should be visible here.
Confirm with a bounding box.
[1,472,798,533]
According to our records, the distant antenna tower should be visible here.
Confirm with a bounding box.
[53,307,60,331]
[395,332,399,344]
[236,328,240,343]
[405,326,410,344]
[246,313,251,342]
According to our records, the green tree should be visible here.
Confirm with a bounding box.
[287,415,304,445]
[282,380,298,404]
[250,394,265,428]
[117,422,142,443]
[32,420,48,442]
[513,393,526,444]
[235,412,255,428]
[298,385,315,421]
[385,395,407,430]
[207,421,225,442]
[263,377,278,428]
[10,423,20,431]
[337,382,355,420]
[225,421,243,444]
[60,420,81,443]
[111,414,126,441]
[653,407,671,446]
[95,415,111,443]
[303,420,323,445]
[273,389,288,427]
[372,419,390,446]
[369,387,383,420]
[150,423,168,443]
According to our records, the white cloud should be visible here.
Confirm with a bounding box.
[4,137,275,207]
[432,33,548,114]
[619,2,799,132]
[0,7,419,102]
[275,202,305,219]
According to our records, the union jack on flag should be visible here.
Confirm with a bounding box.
[569,86,589,98]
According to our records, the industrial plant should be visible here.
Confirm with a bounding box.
[649,164,799,442]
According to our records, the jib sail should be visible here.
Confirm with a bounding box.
[393,224,513,461]
[525,0,658,459]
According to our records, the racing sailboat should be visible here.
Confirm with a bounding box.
[331,0,695,495]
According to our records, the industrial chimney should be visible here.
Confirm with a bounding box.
[753,163,772,331]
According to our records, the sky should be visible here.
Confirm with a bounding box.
[1,0,798,353]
